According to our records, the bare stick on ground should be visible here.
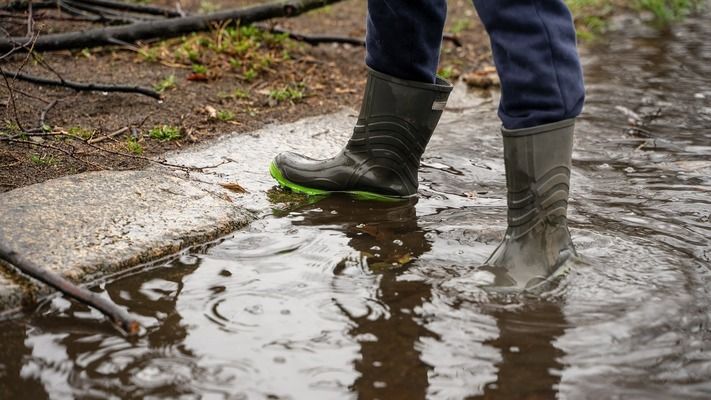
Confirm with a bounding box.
[0,68,161,99]
[0,242,141,336]
[261,25,463,48]
[0,0,346,52]
[74,0,182,17]
[38,99,58,128]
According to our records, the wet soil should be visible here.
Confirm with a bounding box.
[0,0,491,191]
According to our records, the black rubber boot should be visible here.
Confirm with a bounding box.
[270,68,453,201]
[482,119,579,291]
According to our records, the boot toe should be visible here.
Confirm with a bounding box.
[273,152,311,180]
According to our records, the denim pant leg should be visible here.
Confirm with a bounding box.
[472,0,585,129]
[365,0,447,83]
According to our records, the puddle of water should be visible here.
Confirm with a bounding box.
[1,8,711,400]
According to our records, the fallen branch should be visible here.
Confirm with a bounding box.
[261,25,463,48]
[0,0,55,11]
[0,0,345,52]
[59,0,148,24]
[0,68,161,99]
[75,0,182,17]
[0,242,141,335]
[262,25,366,46]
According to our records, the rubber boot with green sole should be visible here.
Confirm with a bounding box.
[481,118,579,292]
[270,68,453,201]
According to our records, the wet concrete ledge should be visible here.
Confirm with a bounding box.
[0,169,254,313]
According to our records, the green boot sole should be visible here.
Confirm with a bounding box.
[269,162,407,202]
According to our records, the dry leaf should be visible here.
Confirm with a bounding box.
[187,73,209,82]
[220,182,248,193]
[204,105,217,119]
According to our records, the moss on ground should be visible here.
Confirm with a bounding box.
[566,0,703,39]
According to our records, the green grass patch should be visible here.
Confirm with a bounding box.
[450,18,471,34]
[566,0,702,39]
[635,0,700,22]
[268,84,305,104]
[148,125,181,141]
[199,0,219,13]
[192,64,208,74]
[136,24,295,84]
[217,88,250,100]
[29,153,57,165]
[154,75,176,93]
[67,126,93,140]
[2,119,21,135]
[216,110,235,121]
[437,65,455,80]
[125,137,144,155]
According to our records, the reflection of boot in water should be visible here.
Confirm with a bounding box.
[292,197,429,271]
[477,303,566,400]
[482,120,579,292]
[293,197,434,399]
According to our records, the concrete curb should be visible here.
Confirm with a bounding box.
[0,169,254,312]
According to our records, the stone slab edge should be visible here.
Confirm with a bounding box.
[0,169,254,314]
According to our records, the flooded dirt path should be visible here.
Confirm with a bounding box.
[1,9,710,400]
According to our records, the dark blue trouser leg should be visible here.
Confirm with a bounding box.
[365,0,447,83]
[472,0,585,129]
[365,0,585,129]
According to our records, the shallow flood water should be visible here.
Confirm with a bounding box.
[1,9,711,400]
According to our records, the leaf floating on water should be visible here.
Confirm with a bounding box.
[220,182,248,194]
[397,253,413,265]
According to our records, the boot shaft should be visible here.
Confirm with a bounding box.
[348,68,452,165]
[501,119,575,239]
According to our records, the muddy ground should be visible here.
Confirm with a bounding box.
[0,0,493,191]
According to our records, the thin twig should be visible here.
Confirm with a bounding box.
[1,32,38,131]
[28,49,65,82]
[0,242,141,336]
[38,99,58,128]
[3,84,51,104]
[1,73,24,131]
[259,25,365,46]
[87,126,127,144]
[0,68,162,99]
[443,33,462,47]
[80,138,232,172]
[26,0,34,37]
[3,137,109,169]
